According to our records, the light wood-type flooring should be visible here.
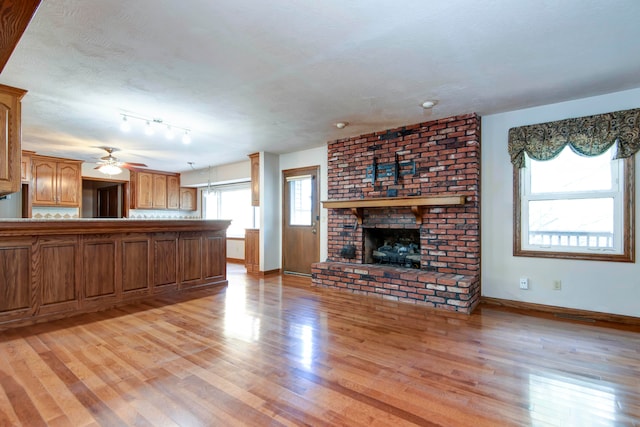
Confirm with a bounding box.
[1,263,639,426]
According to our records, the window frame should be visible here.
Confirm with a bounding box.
[513,155,635,262]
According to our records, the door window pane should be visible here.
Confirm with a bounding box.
[289,177,312,226]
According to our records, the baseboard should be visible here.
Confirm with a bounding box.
[260,268,281,277]
[226,258,244,264]
[481,297,640,328]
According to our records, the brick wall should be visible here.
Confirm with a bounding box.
[312,113,481,313]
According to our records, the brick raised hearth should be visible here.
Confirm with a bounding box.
[312,113,481,313]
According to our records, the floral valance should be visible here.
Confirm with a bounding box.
[508,107,640,168]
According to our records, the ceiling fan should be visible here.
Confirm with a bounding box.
[95,147,147,175]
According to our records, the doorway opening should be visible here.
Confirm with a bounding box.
[82,179,126,218]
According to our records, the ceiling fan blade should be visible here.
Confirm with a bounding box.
[123,162,148,167]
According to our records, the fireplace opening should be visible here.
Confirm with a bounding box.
[364,228,420,269]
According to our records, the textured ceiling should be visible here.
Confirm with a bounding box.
[2,0,640,172]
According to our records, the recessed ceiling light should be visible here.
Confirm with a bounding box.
[336,122,348,129]
[421,100,436,109]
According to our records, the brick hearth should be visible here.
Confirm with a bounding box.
[312,113,481,313]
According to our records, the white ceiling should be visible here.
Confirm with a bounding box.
[2,0,640,172]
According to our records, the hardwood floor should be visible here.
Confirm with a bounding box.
[1,263,639,426]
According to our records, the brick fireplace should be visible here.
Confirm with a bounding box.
[311,113,480,313]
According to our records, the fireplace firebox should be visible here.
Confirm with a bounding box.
[364,228,420,269]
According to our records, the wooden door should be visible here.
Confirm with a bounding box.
[282,166,320,275]
[32,158,56,205]
[57,162,81,206]
[98,185,119,217]
[167,175,180,210]
[153,174,167,209]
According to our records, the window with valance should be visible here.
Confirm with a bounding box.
[509,108,638,262]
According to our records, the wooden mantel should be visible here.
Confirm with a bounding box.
[322,195,468,225]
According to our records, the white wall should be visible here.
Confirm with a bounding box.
[481,87,640,317]
[261,152,280,272]
[180,160,250,186]
[0,191,22,218]
[227,239,245,260]
[280,145,329,262]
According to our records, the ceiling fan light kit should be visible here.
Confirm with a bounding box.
[98,163,123,175]
[95,147,148,175]
[120,113,192,144]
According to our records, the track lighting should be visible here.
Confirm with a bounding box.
[144,120,154,136]
[182,130,191,145]
[165,125,174,140]
[119,113,192,143]
[120,115,131,132]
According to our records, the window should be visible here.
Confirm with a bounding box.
[203,182,258,238]
[515,145,634,262]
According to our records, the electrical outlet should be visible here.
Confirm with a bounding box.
[553,280,562,290]
[519,277,529,290]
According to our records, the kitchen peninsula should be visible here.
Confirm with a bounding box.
[0,219,230,329]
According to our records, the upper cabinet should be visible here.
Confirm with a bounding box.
[21,150,34,182]
[130,169,181,210]
[179,187,197,211]
[152,174,167,209]
[0,84,27,196]
[31,155,83,206]
[167,175,180,210]
[249,152,259,206]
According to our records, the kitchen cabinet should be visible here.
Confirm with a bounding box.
[245,228,259,274]
[0,84,27,196]
[179,187,197,211]
[32,155,82,206]
[249,152,259,206]
[130,169,181,210]
[152,174,167,208]
[21,150,34,182]
[0,219,230,329]
[167,175,180,209]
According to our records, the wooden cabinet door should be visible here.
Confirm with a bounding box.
[249,153,260,206]
[204,233,226,281]
[152,174,167,209]
[21,151,32,182]
[32,158,57,205]
[0,238,32,322]
[137,172,154,208]
[167,175,180,210]
[57,162,81,206]
[180,187,197,210]
[0,85,26,196]
[244,228,259,273]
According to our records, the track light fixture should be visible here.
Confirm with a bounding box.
[119,113,192,142]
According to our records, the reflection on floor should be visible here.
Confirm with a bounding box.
[0,262,638,426]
